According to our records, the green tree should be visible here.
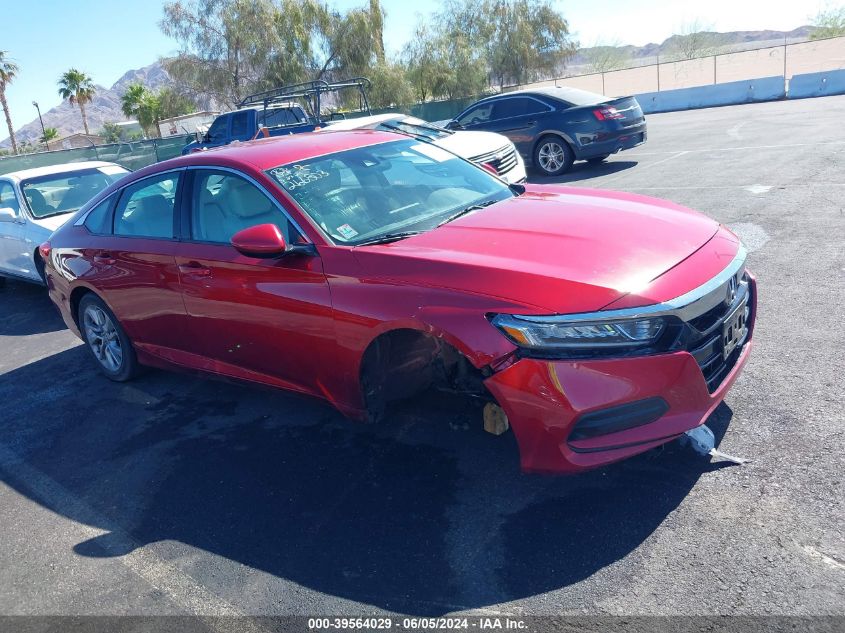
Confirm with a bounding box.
[157,87,197,119]
[485,0,576,88]
[99,122,122,143]
[121,83,147,119]
[40,127,59,147]
[58,68,96,135]
[810,6,845,39]
[0,51,20,154]
[367,60,414,108]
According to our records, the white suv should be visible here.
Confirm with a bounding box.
[0,161,129,286]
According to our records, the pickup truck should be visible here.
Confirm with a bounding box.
[181,103,314,154]
[181,78,372,155]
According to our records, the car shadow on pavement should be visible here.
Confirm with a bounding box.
[0,279,66,336]
[532,159,638,185]
[0,346,734,615]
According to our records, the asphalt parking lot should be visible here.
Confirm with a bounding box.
[1,96,843,621]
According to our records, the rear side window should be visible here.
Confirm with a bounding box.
[114,173,179,239]
[0,181,19,213]
[84,197,114,234]
[493,98,549,119]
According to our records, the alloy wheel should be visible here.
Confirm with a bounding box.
[538,141,566,173]
[83,305,123,372]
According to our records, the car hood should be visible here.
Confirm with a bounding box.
[434,130,512,160]
[352,185,721,314]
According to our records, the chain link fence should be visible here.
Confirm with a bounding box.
[0,134,192,176]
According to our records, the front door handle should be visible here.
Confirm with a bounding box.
[178,262,212,277]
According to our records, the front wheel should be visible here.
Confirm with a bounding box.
[78,294,139,381]
[533,135,574,176]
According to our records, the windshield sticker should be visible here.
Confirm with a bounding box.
[336,224,359,240]
[410,143,456,163]
[270,164,331,191]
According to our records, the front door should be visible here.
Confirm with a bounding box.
[0,180,31,279]
[175,168,334,396]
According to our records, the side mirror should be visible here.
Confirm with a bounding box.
[0,207,18,222]
[231,223,287,257]
[447,120,463,130]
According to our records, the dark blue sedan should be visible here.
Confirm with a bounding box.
[447,87,647,176]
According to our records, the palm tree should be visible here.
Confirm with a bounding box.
[40,127,59,148]
[0,51,20,154]
[58,68,96,135]
[121,83,147,119]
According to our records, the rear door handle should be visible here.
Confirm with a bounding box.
[93,253,115,265]
[178,262,212,277]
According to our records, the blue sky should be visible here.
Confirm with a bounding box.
[4,0,830,131]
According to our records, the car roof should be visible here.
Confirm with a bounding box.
[153,129,402,173]
[477,86,607,104]
[2,161,123,182]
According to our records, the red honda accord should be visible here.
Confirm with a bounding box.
[42,131,755,474]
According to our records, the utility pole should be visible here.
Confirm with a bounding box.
[32,101,49,150]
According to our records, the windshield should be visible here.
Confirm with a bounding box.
[266,139,512,245]
[374,117,451,141]
[21,166,129,219]
[260,107,308,128]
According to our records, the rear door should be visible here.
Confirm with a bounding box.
[88,170,189,357]
[174,167,334,395]
[486,97,553,157]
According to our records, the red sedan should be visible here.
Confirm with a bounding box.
[42,131,755,474]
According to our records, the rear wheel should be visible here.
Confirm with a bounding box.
[587,154,611,165]
[533,135,574,176]
[78,294,139,381]
[34,250,46,285]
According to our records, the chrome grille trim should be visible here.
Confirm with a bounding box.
[470,144,519,175]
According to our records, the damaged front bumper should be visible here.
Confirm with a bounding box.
[483,274,757,474]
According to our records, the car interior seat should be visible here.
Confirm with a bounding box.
[25,189,52,216]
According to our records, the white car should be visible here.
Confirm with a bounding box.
[0,161,129,286]
[322,114,527,185]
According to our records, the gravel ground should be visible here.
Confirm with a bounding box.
[1,96,843,624]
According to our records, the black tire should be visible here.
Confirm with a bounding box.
[533,135,574,177]
[587,154,611,165]
[78,293,139,382]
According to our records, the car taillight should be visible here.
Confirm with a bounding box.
[39,241,51,261]
[593,106,624,121]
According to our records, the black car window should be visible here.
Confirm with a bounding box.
[114,173,179,239]
[493,97,549,119]
[191,170,298,244]
[230,111,250,138]
[84,197,114,234]
[206,116,228,143]
[456,102,494,126]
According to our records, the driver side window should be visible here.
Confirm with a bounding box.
[190,170,298,244]
[457,102,493,127]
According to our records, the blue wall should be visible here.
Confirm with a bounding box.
[788,69,845,99]
[635,76,787,114]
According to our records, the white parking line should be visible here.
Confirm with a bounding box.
[622,183,845,191]
[625,140,845,157]
[0,444,269,631]
[600,150,689,185]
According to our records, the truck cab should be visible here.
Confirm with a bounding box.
[182,103,314,154]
